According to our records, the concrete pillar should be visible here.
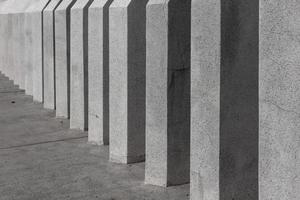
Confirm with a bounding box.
[14,13,25,90]
[88,0,113,145]
[23,0,50,102]
[109,0,148,164]
[24,11,34,96]
[145,0,190,187]
[43,0,63,109]
[55,0,77,118]
[191,0,299,199]
[259,1,300,199]
[70,0,94,130]
[190,0,220,198]
[33,0,51,102]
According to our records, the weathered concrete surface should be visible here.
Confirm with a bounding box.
[109,0,148,164]
[55,0,77,118]
[70,0,94,130]
[191,0,258,199]
[87,0,112,146]
[259,1,300,199]
[191,0,220,196]
[28,0,50,102]
[145,0,190,187]
[0,72,189,200]
[191,0,300,200]
[43,0,63,109]
[0,0,50,102]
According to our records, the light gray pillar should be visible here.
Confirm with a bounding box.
[70,0,94,130]
[55,0,77,118]
[14,13,25,90]
[88,0,112,145]
[109,0,148,164]
[191,0,220,199]
[259,1,300,199]
[43,0,63,109]
[25,0,50,102]
[145,0,190,187]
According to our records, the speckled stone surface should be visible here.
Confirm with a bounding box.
[109,0,147,164]
[259,1,300,199]
[55,0,77,118]
[191,0,220,199]
[70,0,94,130]
[87,0,112,145]
[145,0,190,187]
[43,0,63,109]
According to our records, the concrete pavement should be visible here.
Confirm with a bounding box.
[0,71,188,200]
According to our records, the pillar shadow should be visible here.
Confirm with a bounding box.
[167,0,191,186]
[220,0,259,199]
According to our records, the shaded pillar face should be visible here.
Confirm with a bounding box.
[43,0,63,109]
[259,1,300,199]
[145,0,190,187]
[55,0,77,118]
[220,1,259,199]
[88,0,113,145]
[109,0,148,164]
[70,0,94,130]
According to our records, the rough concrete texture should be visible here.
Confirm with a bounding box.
[0,71,189,200]
[191,1,220,197]
[259,1,300,199]
[43,0,63,109]
[28,0,50,102]
[145,0,190,187]
[192,0,259,199]
[109,0,148,164]
[0,0,49,102]
[55,0,77,118]
[70,0,94,130]
[192,0,300,200]
[88,0,112,145]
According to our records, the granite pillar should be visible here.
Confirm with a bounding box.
[55,0,77,118]
[145,0,190,187]
[109,0,148,163]
[191,0,299,200]
[43,0,63,109]
[70,0,94,130]
[87,0,113,145]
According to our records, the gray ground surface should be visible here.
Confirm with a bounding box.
[0,72,189,200]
